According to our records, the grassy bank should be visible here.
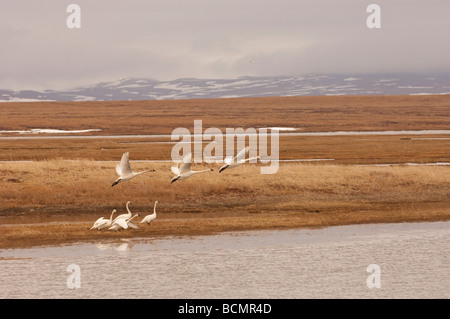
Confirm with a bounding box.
[1,160,449,248]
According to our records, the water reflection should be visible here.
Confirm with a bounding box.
[1,221,449,299]
[95,240,135,252]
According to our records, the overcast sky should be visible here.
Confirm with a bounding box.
[1,0,450,90]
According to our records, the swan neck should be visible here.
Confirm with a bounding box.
[194,169,212,174]
[135,170,149,176]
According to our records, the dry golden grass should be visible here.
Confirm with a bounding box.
[0,95,449,163]
[0,160,449,248]
[0,95,449,248]
[1,134,449,164]
[1,160,449,214]
[0,95,449,136]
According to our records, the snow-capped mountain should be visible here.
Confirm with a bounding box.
[1,74,449,102]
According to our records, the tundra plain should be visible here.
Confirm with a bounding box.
[0,95,449,248]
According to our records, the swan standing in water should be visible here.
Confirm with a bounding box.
[141,201,158,225]
[90,209,116,230]
[219,147,260,173]
[112,152,155,187]
[112,201,133,222]
[171,153,214,184]
[108,214,139,231]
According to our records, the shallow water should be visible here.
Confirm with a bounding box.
[1,221,449,299]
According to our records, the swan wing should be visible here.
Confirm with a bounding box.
[115,164,122,176]
[224,155,234,165]
[118,152,133,176]
[179,154,192,175]
[182,153,192,163]
[91,217,105,229]
[171,165,180,176]
[108,224,120,230]
[236,147,249,163]
[113,213,130,222]
[179,162,191,175]
[127,221,139,229]
[94,217,105,224]
[114,218,129,229]
[97,220,112,230]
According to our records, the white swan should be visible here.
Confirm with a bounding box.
[108,213,139,231]
[219,147,260,173]
[112,152,155,187]
[170,153,214,184]
[141,201,158,225]
[112,201,132,222]
[90,209,116,230]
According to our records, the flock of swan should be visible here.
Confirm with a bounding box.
[91,147,256,231]
[91,200,158,231]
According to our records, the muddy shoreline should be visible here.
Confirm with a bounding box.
[1,209,449,250]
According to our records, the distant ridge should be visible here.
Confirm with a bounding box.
[1,74,449,102]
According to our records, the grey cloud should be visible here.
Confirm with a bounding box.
[0,0,449,90]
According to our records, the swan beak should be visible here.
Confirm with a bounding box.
[170,177,178,184]
[111,180,120,187]
[219,166,226,173]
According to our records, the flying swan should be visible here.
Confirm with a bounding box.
[219,147,260,173]
[112,152,155,187]
[170,153,213,184]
